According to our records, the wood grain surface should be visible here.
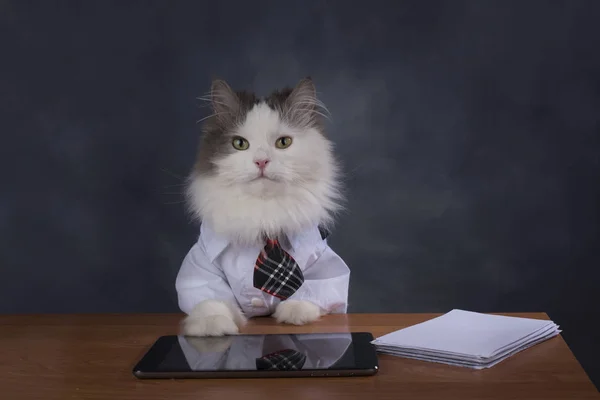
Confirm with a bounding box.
[0,313,597,400]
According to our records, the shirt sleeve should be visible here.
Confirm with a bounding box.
[175,240,237,315]
[287,243,350,314]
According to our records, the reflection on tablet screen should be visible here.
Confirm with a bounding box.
[158,333,354,372]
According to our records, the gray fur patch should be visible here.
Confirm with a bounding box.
[193,77,326,175]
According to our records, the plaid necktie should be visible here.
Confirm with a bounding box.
[256,349,307,370]
[253,238,304,299]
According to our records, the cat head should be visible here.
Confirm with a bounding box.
[186,77,343,244]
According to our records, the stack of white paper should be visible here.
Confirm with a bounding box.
[371,309,560,369]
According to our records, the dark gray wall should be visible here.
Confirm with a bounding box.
[2,0,599,387]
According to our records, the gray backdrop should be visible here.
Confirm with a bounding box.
[2,0,599,388]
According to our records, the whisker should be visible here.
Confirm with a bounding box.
[293,100,331,114]
[196,97,229,109]
[196,112,230,124]
[292,107,332,121]
[209,100,229,107]
[160,168,185,181]
[312,110,331,120]
[316,101,331,116]
[290,102,332,119]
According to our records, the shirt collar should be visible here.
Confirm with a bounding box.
[200,223,326,262]
[200,223,230,263]
[286,225,325,252]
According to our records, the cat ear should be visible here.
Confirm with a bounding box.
[285,77,321,128]
[288,77,317,107]
[210,79,239,122]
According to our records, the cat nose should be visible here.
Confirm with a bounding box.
[254,159,270,170]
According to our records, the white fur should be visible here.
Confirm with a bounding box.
[181,97,342,335]
[182,300,247,336]
[187,102,342,245]
[273,300,322,325]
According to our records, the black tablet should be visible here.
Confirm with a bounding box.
[133,332,378,379]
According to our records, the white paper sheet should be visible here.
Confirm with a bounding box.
[371,309,560,369]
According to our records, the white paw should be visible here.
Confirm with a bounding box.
[183,314,239,336]
[273,300,322,325]
[181,300,246,337]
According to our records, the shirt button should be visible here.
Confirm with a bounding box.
[251,297,265,307]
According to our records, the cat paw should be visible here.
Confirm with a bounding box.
[273,300,322,325]
[183,314,239,336]
[181,300,246,337]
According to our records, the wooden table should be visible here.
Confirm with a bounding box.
[1,313,598,400]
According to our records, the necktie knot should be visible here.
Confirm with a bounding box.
[265,238,279,248]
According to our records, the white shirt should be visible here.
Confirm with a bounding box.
[175,223,350,317]
[178,333,352,371]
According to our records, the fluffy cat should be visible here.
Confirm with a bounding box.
[176,77,350,336]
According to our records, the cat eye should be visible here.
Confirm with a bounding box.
[232,136,249,150]
[275,136,293,149]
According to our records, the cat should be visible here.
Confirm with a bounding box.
[175,77,350,336]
